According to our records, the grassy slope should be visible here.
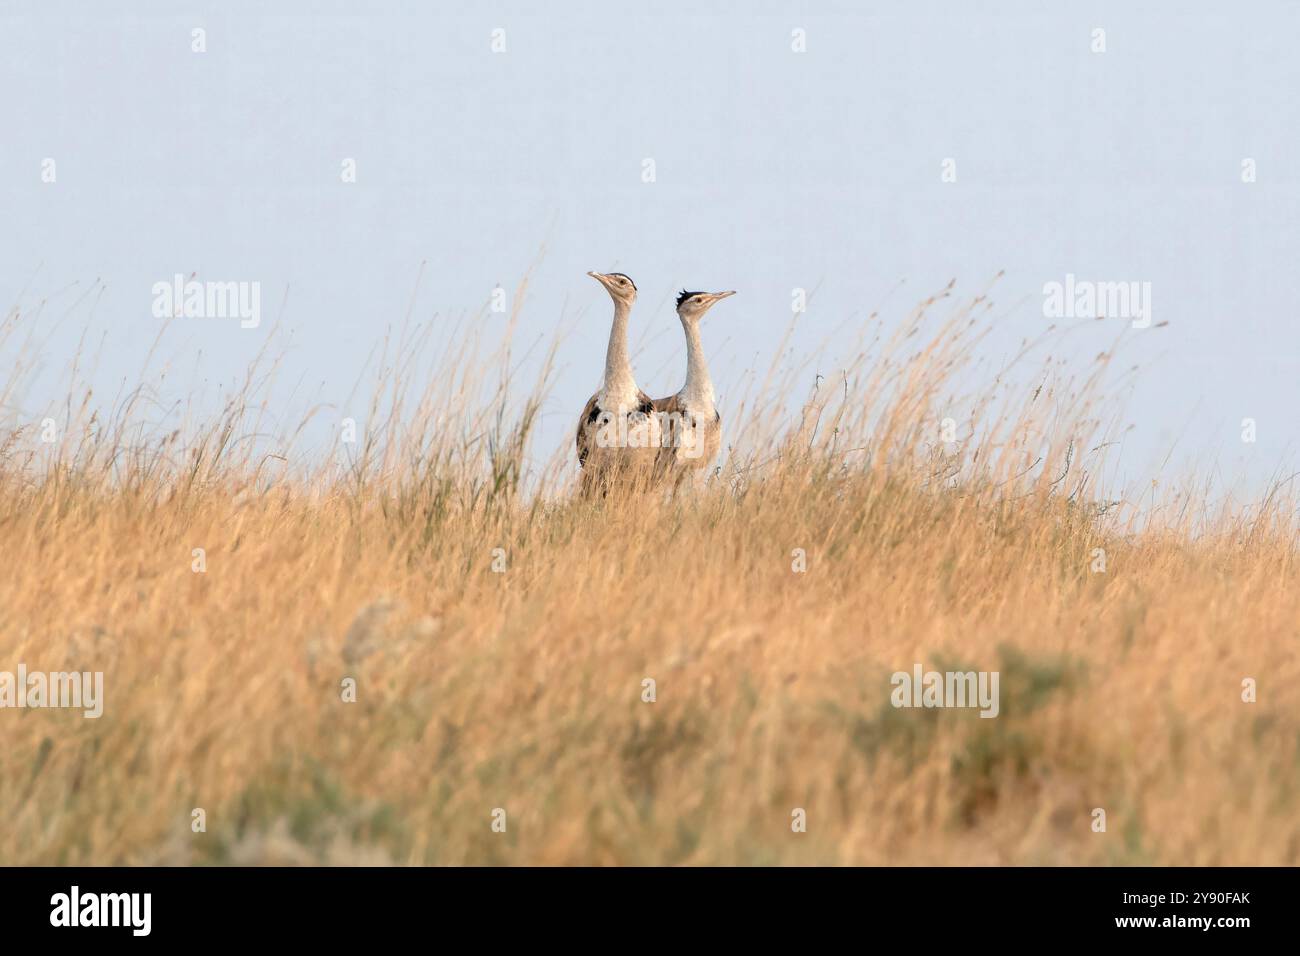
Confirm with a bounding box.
[0,287,1295,865]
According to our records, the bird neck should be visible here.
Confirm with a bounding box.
[681,318,714,408]
[602,298,637,405]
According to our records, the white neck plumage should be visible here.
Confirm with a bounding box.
[680,318,714,409]
[601,298,638,407]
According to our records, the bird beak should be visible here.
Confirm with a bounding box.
[704,290,736,306]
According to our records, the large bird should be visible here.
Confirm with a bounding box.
[652,289,735,486]
[575,271,662,495]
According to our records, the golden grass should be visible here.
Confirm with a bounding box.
[0,282,1296,865]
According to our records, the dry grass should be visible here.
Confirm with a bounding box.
[0,281,1296,866]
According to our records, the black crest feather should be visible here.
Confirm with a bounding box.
[676,290,704,309]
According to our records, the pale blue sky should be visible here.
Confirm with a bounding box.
[2,1,1297,496]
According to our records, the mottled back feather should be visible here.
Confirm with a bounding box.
[576,390,659,494]
[651,392,721,477]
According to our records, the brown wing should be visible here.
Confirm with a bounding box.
[650,393,684,474]
[650,393,682,416]
[575,393,600,468]
[705,408,722,465]
[651,394,722,474]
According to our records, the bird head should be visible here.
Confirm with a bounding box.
[588,271,637,306]
[675,289,736,323]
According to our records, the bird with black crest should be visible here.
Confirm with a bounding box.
[652,287,736,487]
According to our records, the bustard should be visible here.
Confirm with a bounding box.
[575,271,662,494]
[652,289,735,486]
